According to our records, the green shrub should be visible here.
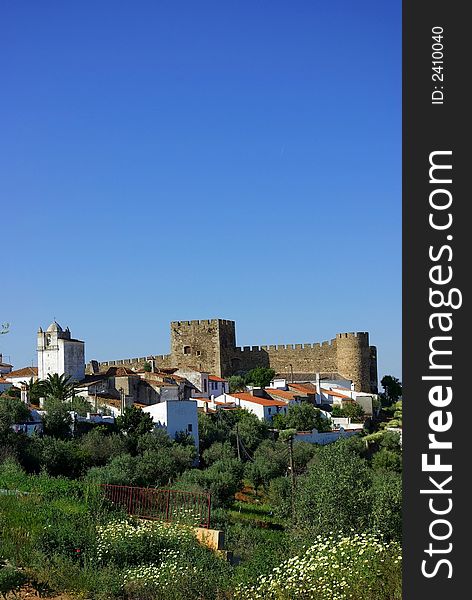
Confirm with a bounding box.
[0,565,27,598]
[177,458,243,508]
[267,476,292,519]
[234,532,402,600]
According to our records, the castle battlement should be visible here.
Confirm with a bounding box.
[95,321,377,392]
[336,332,369,341]
[171,319,235,327]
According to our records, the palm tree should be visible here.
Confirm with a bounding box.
[20,377,45,405]
[41,373,76,402]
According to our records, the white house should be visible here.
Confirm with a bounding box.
[317,386,375,416]
[5,366,38,388]
[174,369,210,398]
[214,392,289,422]
[207,375,229,397]
[294,427,360,445]
[264,388,303,404]
[142,400,199,451]
[318,387,353,406]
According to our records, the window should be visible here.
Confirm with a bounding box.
[187,423,193,432]
[204,379,207,393]
[183,346,191,355]
[196,350,201,356]
[231,358,241,371]
[268,407,272,414]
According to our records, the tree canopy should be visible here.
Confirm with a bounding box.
[273,402,331,433]
[380,375,402,407]
[244,367,276,388]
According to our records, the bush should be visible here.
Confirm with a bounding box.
[80,429,128,467]
[274,402,331,433]
[96,519,194,566]
[369,471,402,541]
[371,448,402,473]
[177,458,244,508]
[202,441,236,466]
[245,440,287,492]
[0,396,30,431]
[41,398,73,438]
[0,566,27,598]
[88,441,195,488]
[294,441,372,537]
[38,437,89,478]
[227,524,290,586]
[233,532,402,600]
[267,476,292,519]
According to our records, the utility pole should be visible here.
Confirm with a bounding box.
[288,434,295,517]
[280,428,297,518]
[236,423,241,461]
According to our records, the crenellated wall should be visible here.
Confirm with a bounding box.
[94,320,378,392]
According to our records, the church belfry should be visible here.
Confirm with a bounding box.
[37,321,85,382]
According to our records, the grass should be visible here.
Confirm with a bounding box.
[0,462,402,599]
[227,501,284,528]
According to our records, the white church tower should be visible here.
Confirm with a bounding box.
[37,321,85,382]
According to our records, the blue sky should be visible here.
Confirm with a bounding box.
[0,1,401,381]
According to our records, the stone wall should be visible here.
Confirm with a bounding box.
[95,320,378,392]
[230,333,374,392]
[169,319,236,376]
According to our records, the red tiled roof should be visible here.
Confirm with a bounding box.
[288,383,316,394]
[232,392,286,407]
[209,375,226,382]
[321,388,351,399]
[6,366,38,379]
[265,388,299,401]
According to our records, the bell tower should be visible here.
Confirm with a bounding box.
[37,321,85,382]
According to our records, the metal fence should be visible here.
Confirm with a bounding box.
[100,484,212,529]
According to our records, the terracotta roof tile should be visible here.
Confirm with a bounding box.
[288,383,317,394]
[232,392,287,407]
[265,388,299,400]
[321,388,351,399]
[6,366,38,379]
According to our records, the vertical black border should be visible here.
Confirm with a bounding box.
[403,1,469,597]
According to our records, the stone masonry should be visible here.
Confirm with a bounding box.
[96,319,378,393]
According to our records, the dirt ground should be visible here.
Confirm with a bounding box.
[10,586,74,600]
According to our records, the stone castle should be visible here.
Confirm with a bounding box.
[95,319,378,393]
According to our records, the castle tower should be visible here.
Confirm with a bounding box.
[170,319,236,377]
[37,321,85,382]
[335,332,375,392]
